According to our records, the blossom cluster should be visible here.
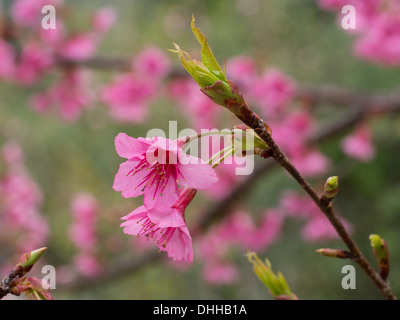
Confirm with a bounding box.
[68,193,102,277]
[0,141,48,255]
[114,133,219,263]
[319,0,400,66]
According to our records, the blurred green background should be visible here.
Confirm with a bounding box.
[1,0,400,300]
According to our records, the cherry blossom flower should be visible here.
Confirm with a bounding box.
[341,125,375,162]
[113,133,218,211]
[101,74,156,123]
[92,6,118,34]
[121,187,197,263]
[0,40,16,80]
[133,46,171,79]
[202,262,239,284]
[58,33,99,61]
[69,193,99,251]
[10,0,63,28]
[251,68,297,117]
[14,43,53,85]
[226,56,258,92]
[30,69,92,122]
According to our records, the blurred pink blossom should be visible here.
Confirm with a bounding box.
[251,68,297,117]
[341,125,375,162]
[14,43,53,85]
[1,142,24,165]
[11,0,63,28]
[0,40,15,79]
[92,6,118,34]
[31,69,92,122]
[133,46,171,79]
[302,215,352,243]
[73,252,102,278]
[69,193,99,251]
[226,56,258,92]
[169,78,221,130]
[102,74,156,123]
[291,149,331,177]
[202,262,239,285]
[58,33,99,61]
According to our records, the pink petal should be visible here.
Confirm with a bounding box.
[177,155,218,190]
[115,133,148,159]
[113,160,146,198]
[148,208,185,228]
[120,206,149,235]
[143,174,179,211]
[158,226,193,263]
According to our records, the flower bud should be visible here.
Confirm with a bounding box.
[369,234,389,280]
[316,248,350,259]
[324,176,339,199]
[233,124,269,155]
[18,247,47,276]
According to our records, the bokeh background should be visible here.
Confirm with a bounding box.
[1,0,400,300]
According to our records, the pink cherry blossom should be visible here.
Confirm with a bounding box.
[251,68,297,117]
[133,46,171,79]
[113,133,218,211]
[291,149,331,177]
[92,6,118,34]
[226,56,258,92]
[0,163,48,252]
[71,193,98,222]
[271,111,314,156]
[280,191,316,219]
[121,187,197,263]
[280,191,352,243]
[11,0,63,28]
[341,125,375,162]
[30,69,92,121]
[73,252,102,277]
[302,215,353,243]
[169,78,221,130]
[244,210,284,251]
[58,33,99,61]
[1,142,24,165]
[354,14,400,66]
[202,262,239,284]
[101,74,156,123]
[69,193,99,251]
[14,43,53,85]
[39,21,66,46]
[319,0,400,66]
[0,40,16,79]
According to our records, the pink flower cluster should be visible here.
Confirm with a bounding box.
[197,209,283,284]
[0,142,49,252]
[318,0,400,66]
[102,46,171,123]
[114,133,218,263]
[0,1,117,121]
[169,78,222,130]
[341,124,375,162]
[280,191,352,242]
[227,57,329,178]
[69,193,102,277]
